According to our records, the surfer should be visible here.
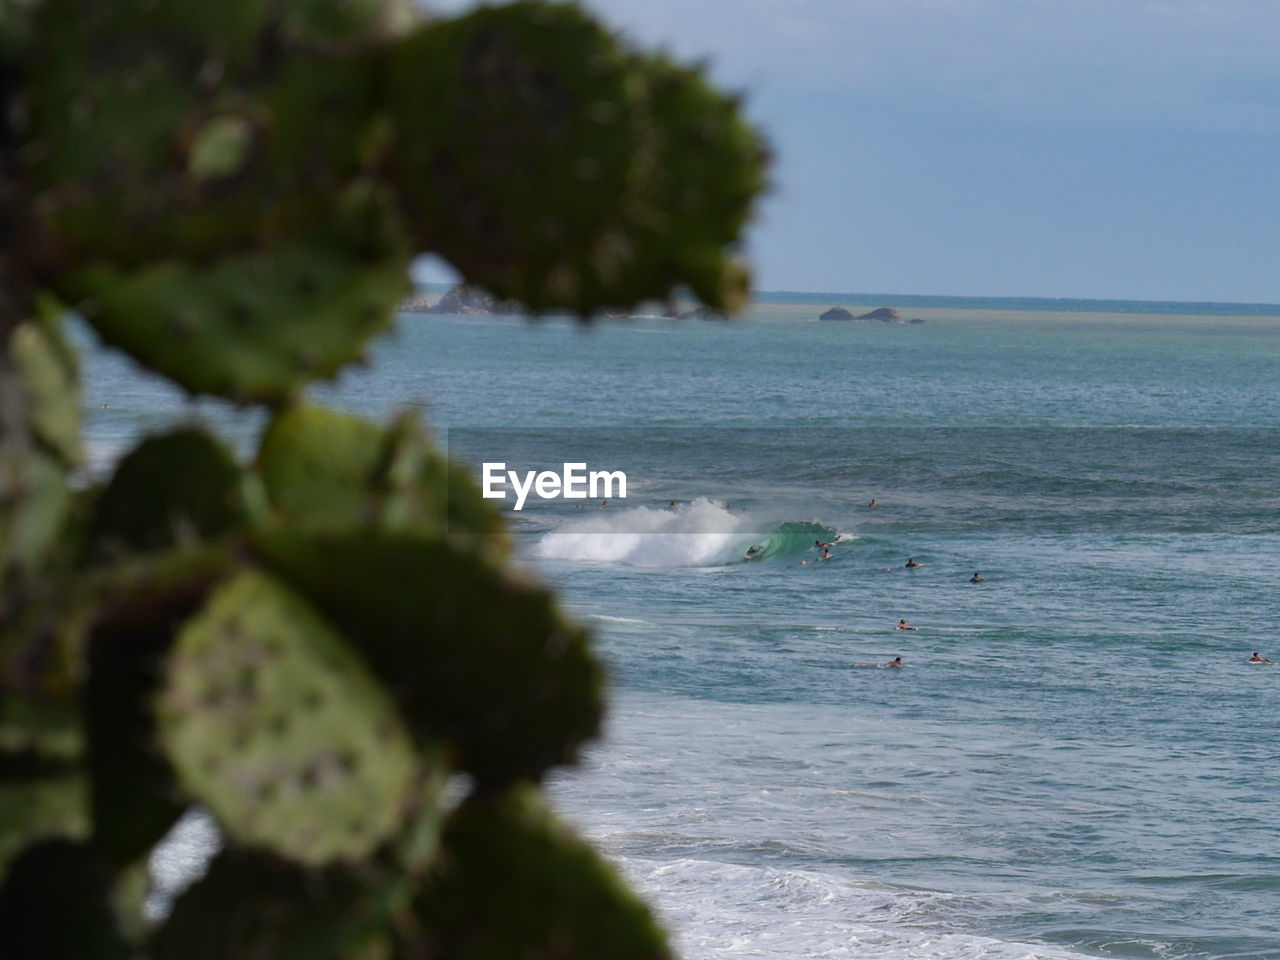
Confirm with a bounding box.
[905,557,921,568]
[897,619,918,631]
[868,498,877,508]
[821,548,831,560]
[969,572,986,583]
[1249,652,1274,663]
[883,656,902,668]
[814,540,832,549]
[669,501,677,509]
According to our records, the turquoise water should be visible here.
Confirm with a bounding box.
[84,303,1280,959]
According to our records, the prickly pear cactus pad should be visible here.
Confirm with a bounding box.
[152,847,395,960]
[74,246,408,403]
[388,2,644,313]
[410,786,673,960]
[610,56,766,311]
[10,311,81,468]
[0,313,79,589]
[87,428,245,559]
[253,529,603,786]
[157,570,427,866]
[254,404,510,557]
[386,2,766,315]
[86,548,236,867]
[255,404,395,529]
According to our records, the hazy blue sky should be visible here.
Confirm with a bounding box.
[420,1,1280,303]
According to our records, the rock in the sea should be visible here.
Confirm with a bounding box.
[397,292,434,312]
[819,306,855,321]
[908,317,926,325]
[421,284,524,315]
[856,307,899,322]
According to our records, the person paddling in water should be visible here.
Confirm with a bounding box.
[897,618,918,631]
[969,572,986,583]
[905,557,921,568]
[883,656,903,668]
[1249,652,1274,663]
[868,498,877,508]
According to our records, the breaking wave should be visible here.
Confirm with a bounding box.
[531,498,841,567]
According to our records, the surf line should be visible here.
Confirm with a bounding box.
[482,462,627,511]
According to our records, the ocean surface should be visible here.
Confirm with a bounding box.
[80,296,1280,960]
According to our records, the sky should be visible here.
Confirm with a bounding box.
[417,0,1280,303]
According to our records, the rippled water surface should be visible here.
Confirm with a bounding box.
[87,300,1280,959]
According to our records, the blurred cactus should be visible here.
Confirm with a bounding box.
[157,569,425,866]
[1,0,766,954]
[410,786,673,960]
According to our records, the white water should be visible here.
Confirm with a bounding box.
[533,498,761,567]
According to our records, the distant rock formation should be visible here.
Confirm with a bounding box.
[819,306,855,322]
[400,285,643,318]
[908,317,926,325]
[397,292,434,312]
[406,284,525,315]
[856,307,899,322]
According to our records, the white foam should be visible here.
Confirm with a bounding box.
[533,498,758,567]
[611,857,1104,960]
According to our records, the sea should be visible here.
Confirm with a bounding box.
[79,293,1280,960]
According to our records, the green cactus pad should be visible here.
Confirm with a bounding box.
[24,0,397,267]
[387,2,648,314]
[85,547,234,867]
[253,530,602,786]
[0,770,90,881]
[153,847,395,960]
[10,313,81,468]
[386,2,767,315]
[614,56,767,313]
[0,840,130,960]
[255,405,389,528]
[86,427,245,559]
[254,405,508,554]
[0,448,70,583]
[74,245,406,402]
[157,569,426,865]
[409,786,672,960]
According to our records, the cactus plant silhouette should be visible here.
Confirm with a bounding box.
[0,0,767,956]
